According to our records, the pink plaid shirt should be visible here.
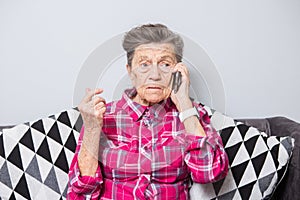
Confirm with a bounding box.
[67,88,228,200]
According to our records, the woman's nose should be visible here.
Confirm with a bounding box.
[148,64,161,80]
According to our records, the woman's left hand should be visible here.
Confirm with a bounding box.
[170,62,193,112]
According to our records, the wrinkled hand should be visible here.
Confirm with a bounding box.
[170,62,193,112]
[78,88,106,132]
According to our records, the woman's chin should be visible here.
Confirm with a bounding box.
[135,87,171,105]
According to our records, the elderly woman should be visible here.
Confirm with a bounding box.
[67,24,228,200]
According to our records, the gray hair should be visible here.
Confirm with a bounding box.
[122,23,184,66]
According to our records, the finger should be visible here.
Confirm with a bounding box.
[177,63,189,75]
[86,88,103,98]
[91,96,106,106]
[173,63,189,78]
[83,88,104,103]
[173,62,186,71]
[94,103,107,117]
[173,64,191,89]
[91,99,106,107]
[94,101,106,110]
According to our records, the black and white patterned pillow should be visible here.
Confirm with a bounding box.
[190,108,294,200]
[0,108,82,200]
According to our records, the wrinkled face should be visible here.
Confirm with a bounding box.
[127,43,177,106]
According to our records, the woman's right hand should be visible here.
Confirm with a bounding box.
[77,88,106,176]
[78,88,106,132]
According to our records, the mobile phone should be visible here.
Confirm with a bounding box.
[172,71,182,93]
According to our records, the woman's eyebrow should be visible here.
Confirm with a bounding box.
[159,55,175,62]
[138,56,150,61]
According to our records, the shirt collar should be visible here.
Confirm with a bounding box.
[119,88,174,122]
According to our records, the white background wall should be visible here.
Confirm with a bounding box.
[1,0,299,125]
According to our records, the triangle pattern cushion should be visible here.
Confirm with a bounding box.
[191,107,294,200]
[0,108,81,199]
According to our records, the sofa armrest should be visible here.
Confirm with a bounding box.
[267,116,300,137]
[236,118,271,136]
[266,116,300,200]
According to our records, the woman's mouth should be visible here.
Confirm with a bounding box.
[146,86,162,90]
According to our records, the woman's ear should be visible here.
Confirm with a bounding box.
[126,64,131,74]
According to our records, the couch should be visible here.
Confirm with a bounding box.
[0,112,299,200]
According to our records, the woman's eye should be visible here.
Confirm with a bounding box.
[140,63,149,67]
[159,63,170,67]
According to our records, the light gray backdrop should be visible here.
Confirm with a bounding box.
[1,0,299,125]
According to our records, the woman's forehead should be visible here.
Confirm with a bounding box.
[135,43,174,51]
[134,43,176,59]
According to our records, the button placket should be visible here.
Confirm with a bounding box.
[142,109,153,127]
